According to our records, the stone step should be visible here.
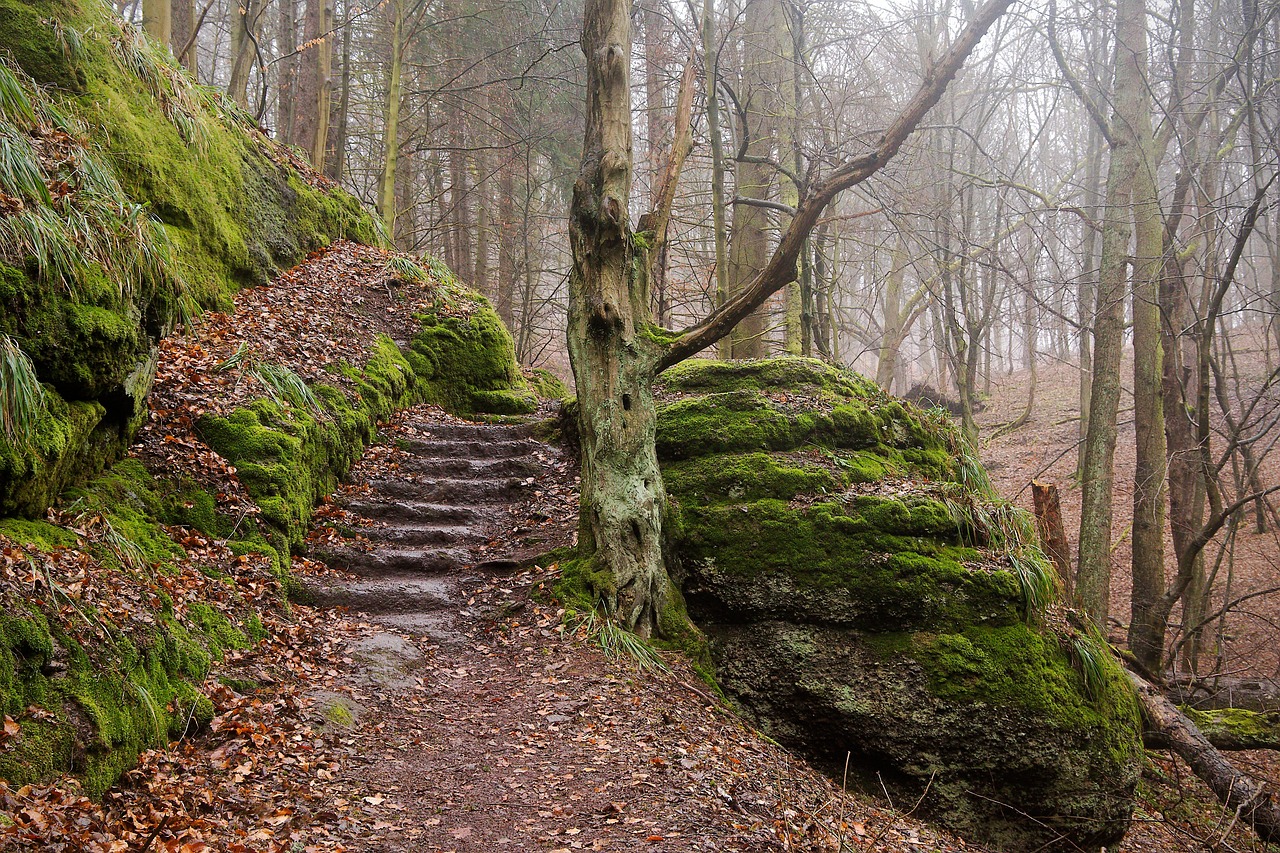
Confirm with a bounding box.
[404,422,537,442]
[398,437,542,460]
[365,477,529,504]
[318,545,472,576]
[302,574,456,614]
[344,500,480,525]
[361,523,483,548]
[394,455,541,478]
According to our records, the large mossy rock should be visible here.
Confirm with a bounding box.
[657,358,1142,852]
[0,0,378,517]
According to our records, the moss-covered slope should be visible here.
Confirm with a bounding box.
[0,0,378,517]
[656,357,1143,852]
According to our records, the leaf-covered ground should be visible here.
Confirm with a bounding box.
[3,246,1278,852]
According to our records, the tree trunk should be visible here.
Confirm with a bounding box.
[171,0,195,72]
[142,0,171,46]
[568,0,671,637]
[326,3,351,182]
[1033,482,1072,599]
[278,0,298,143]
[379,0,404,235]
[702,0,730,359]
[310,0,334,170]
[1125,0,1169,674]
[1077,0,1145,629]
[227,0,262,109]
[726,0,783,359]
[497,160,518,330]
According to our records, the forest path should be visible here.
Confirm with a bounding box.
[301,412,562,642]
[283,407,919,852]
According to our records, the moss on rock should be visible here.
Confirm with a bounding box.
[409,302,534,417]
[0,0,381,519]
[658,357,1141,851]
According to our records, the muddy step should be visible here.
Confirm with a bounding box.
[344,501,480,524]
[393,456,541,478]
[404,422,538,442]
[302,574,456,614]
[397,438,542,460]
[316,546,472,577]
[365,477,529,504]
[361,523,484,548]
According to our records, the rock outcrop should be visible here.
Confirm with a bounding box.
[657,357,1142,852]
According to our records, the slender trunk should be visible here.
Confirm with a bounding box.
[227,0,262,109]
[279,0,298,143]
[379,0,404,234]
[726,0,782,359]
[876,237,908,390]
[1078,0,1148,629]
[497,160,518,329]
[171,0,196,72]
[310,0,334,170]
[326,4,351,182]
[703,0,730,359]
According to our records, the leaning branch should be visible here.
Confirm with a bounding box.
[657,0,1015,371]
[1128,668,1280,841]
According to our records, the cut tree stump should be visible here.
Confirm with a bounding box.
[1031,481,1072,598]
[1128,668,1280,841]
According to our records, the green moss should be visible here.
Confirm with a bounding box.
[662,452,835,503]
[409,302,534,416]
[913,625,1142,758]
[1182,707,1280,749]
[676,498,1013,631]
[0,388,119,518]
[526,368,568,400]
[554,555,616,616]
[186,602,248,660]
[0,518,77,550]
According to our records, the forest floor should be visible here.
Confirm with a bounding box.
[3,245,1279,850]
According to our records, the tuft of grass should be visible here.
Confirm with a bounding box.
[0,64,36,128]
[252,363,323,415]
[1070,631,1110,703]
[0,128,52,205]
[214,342,251,373]
[384,254,429,285]
[571,609,670,673]
[0,334,46,447]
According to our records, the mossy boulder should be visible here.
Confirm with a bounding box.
[657,358,1142,852]
[0,0,379,518]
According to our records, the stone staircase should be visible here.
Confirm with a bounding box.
[303,415,565,637]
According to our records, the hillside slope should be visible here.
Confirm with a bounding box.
[0,0,376,517]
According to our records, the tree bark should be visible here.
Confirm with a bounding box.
[227,0,263,109]
[1032,481,1073,599]
[1125,0,1170,674]
[1077,0,1143,629]
[142,0,171,46]
[170,0,195,72]
[568,0,671,637]
[379,0,404,235]
[702,0,730,359]
[726,0,783,359]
